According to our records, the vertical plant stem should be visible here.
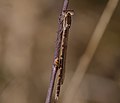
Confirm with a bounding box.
[45,0,69,103]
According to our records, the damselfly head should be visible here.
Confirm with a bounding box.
[62,10,74,16]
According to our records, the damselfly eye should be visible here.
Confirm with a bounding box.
[62,10,74,16]
[67,10,74,15]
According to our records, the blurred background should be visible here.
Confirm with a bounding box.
[0,0,120,103]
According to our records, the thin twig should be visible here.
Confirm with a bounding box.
[63,0,119,103]
[45,0,70,103]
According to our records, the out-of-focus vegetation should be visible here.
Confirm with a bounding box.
[0,0,120,103]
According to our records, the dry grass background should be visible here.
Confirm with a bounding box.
[0,0,120,103]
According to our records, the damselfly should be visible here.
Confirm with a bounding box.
[54,10,74,101]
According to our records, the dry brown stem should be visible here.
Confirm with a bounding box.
[63,0,119,103]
